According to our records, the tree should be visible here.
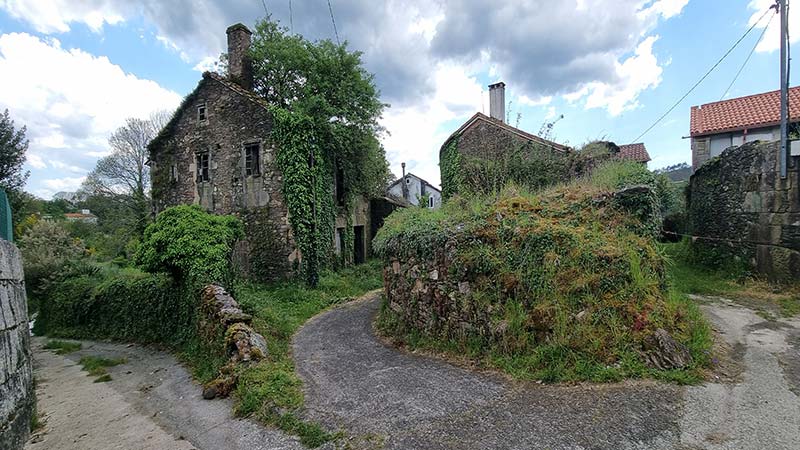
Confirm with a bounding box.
[250,17,391,198]
[0,109,29,192]
[82,111,170,234]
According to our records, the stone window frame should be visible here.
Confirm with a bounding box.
[428,195,435,209]
[197,101,208,123]
[243,141,261,178]
[170,162,179,182]
[196,151,211,182]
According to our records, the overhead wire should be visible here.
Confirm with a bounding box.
[327,0,340,45]
[720,12,775,100]
[629,6,776,144]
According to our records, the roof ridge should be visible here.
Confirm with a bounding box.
[693,85,800,109]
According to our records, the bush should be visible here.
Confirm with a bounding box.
[135,205,243,283]
[33,265,197,344]
[19,220,86,302]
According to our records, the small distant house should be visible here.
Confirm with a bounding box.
[617,143,651,165]
[690,86,800,170]
[386,166,442,209]
[147,23,373,279]
[64,210,98,224]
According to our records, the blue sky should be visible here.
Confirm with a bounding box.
[0,0,796,198]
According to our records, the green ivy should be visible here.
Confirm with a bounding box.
[439,138,462,200]
[270,108,334,287]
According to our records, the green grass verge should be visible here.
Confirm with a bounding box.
[43,340,82,355]
[662,242,800,317]
[231,260,383,448]
[79,355,126,381]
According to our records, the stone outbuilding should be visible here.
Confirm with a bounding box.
[147,24,372,279]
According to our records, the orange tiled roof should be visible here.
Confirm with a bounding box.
[690,86,800,137]
[617,143,650,163]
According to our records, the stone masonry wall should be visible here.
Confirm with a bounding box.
[688,140,800,281]
[150,74,295,279]
[0,240,32,450]
[383,242,491,339]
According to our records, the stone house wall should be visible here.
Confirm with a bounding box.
[0,240,33,450]
[688,140,800,281]
[150,74,296,278]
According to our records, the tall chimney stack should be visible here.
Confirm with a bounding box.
[401,162,409,201]
[488,82,506,123]
[226,23,253,90]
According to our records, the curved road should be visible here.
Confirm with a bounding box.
[293,292,800,450]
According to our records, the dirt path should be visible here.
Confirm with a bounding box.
[26,337,302,450]
[292,292,800,450]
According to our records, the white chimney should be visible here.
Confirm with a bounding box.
[488,82,506,123]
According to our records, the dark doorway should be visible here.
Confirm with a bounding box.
[353,225,365,265]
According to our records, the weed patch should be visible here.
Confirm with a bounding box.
[43,340,81,355]
[79,355,126,381]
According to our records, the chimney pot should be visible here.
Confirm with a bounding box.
[226,23,253,90]
[488,82,506,123]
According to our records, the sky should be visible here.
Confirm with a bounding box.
[0,0,797,199]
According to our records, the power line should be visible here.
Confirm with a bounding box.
[260,0,268,15]
[720,11,775,100]
[327,0,340,45]
[629,6,775,144]
[289,0,293,33]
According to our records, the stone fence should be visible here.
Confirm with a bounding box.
[688,140,799,281]
[0,240,32,450]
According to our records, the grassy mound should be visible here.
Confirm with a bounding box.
[374,162,711,383]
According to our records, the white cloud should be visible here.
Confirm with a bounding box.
[193,56,219,73]
[0,0,123,33]
[519,95,553,107]
[27,153,46,169]
[641,0,690,20]
[36,175,87,198]
[0,32,181,198]
[581,36,663,116]
[49,160,86,173]
[380,62,484,188]
[749,0,799,53]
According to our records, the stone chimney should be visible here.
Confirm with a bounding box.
[488,82,506,123]
[226,23,253,90]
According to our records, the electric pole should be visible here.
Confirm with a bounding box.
[779,0,788,179]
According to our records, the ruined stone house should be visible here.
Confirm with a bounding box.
[147,24,372,278]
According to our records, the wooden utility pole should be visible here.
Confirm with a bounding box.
[779,0,789,178]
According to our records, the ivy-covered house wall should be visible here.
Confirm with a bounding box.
[440,113,574,198]
[688,140,800,281]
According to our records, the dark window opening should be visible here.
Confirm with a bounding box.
[335,163,345,206]
[245,143,261,177]
[170,163,178,182]
[353,225,365,265]
[197,104,207,122]
[196,152,210,182]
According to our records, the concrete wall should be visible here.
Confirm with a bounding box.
[688,140,800,281]
[0,240,32,450]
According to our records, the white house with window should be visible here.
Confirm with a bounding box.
[386,172,442,209]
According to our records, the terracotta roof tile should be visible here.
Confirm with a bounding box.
[617,143,651,163]
[690,86,800,136]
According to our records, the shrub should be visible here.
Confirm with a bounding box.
[135,205,243,283]
[19,220,86,301]
[33,265,197,344]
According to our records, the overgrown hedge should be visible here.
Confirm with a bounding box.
[375,161,710,382]
[33,266,196,344]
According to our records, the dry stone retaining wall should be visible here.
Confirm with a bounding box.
[0,240,32,450]
[688,140,800,281]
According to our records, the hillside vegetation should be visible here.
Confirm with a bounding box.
[374,162,711,383]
